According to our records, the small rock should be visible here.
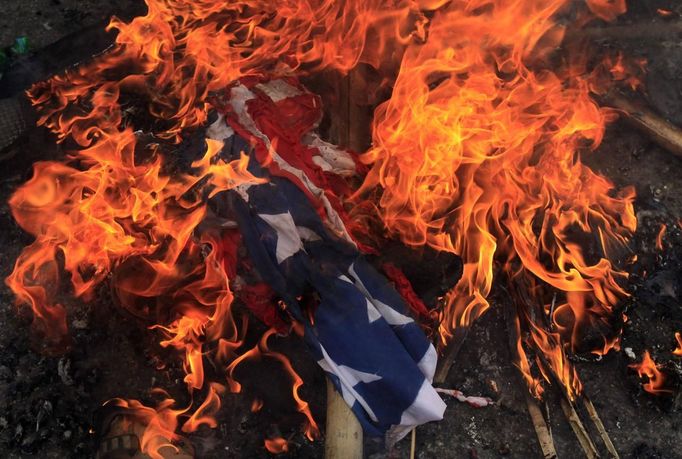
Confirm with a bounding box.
[72,319,88,330]
[58,358,74,386]
[499,443,511,455]
[14,423,23,440]
[0,365,12,381]
[624,347,636,359]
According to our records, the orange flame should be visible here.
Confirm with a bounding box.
[182,383,226,432]
[259,329,321,441]
[224,329,320,440]
[355,0,635,397]
[105,393,186,459]
[673,333,682,357]
[251,398,264,413]
[265,437,289,454]
[586,0,626,22]
[655,224,667,251]
[629,351,672,395]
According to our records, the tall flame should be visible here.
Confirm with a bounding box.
[355,0,636,394]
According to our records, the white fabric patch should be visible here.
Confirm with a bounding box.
[296,226,322,242]
[337,274,354,285]
[255,79,303,103]
[257,212,303,263]
[348,263,414,326]
[317,345,380,423]
[386,379,446,446]
[206,113,235,141]
[304,133,357,176]
[312,155,333,172]
[233,183,252,203]
[366,298,382,323]
[417,345,438,383]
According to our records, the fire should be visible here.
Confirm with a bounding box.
[6,0,642,447]
[587,0,626,21]
[655,223,666,251]
[259,329,321,441]
[674,333,682,357]
[225,328,320,440]
[265,437,289,454]
[251,398,264,413]
[629,351,672,395]
[105,393,186,459]
[355,0,635,395]
[182,383,226,432]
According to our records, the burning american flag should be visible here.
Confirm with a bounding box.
[4,0,667,457]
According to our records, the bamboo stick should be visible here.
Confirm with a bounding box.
[560,398,600,459]
[503,299,558,458]
[325,378,363,459]
[527,395,559,459]
[582,395,619,459]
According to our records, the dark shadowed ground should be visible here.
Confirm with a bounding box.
[1,1,681,458]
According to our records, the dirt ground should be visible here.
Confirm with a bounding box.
[1,1,681,458]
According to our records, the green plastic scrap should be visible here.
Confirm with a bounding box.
[10,36,29,55]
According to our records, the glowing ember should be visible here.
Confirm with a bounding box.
[629,351,672,395]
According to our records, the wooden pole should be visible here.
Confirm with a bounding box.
[325,378,363,459]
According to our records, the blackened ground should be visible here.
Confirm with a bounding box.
[0,0,141,51]
[1,1,681,458]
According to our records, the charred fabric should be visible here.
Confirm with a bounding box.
[1,0,681,458]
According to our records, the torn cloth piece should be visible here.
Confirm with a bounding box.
[206,78,445,445]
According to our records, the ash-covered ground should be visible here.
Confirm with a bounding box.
[1,1,681,458]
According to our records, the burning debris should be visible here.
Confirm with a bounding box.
[1,0,682,458]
